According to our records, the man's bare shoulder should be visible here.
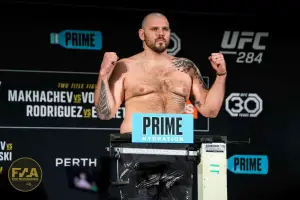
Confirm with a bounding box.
[170,56,200,75]
[171,56,195,66]
[113,54,143,76]
[110,58,130,77]
[173,57,208,89]
[126,52,145,61]
[116,53,143,66]
[116,58,130,65]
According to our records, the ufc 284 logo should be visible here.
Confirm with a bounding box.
[225,93,263,117]
[220,31,269,64]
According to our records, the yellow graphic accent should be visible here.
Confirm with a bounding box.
[73,94,82,104]
[57,82,70,89]
[83,109,92,118]
[6,143,13,151]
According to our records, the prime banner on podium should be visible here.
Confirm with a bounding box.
[131,113,194,143]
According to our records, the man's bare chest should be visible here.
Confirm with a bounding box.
[124,64,192,100]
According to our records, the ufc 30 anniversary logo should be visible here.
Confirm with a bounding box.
[225,93,263,117]
[8,157,43,192]
[220,31,269,64]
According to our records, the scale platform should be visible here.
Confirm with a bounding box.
[109,133,227,143]
[106,133,228,200]
[107,133,227,158]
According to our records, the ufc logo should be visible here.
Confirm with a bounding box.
[221,31,269,50]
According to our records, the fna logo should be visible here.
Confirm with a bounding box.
[8,157,43,192]
[50,29,102,50]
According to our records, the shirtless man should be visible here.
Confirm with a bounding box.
[94,13,227,133]
[94,12,227,199]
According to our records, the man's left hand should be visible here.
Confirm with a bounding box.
[208,53,226,74]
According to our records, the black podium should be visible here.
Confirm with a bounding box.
[106,133,228,200]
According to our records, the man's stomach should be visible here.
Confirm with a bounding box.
[120,94,186,134]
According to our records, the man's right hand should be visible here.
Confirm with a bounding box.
[99,52,119,79]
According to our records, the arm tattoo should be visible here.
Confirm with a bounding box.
[96,80,111,119]
[172,57,194,73]
[172,58,209,90]
[194,100,201,107]
[193,64,209,91]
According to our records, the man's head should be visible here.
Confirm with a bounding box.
[139,12,171,54]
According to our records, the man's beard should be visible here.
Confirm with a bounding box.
[144,36,170,53]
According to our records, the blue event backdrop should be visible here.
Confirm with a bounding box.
[0,3,299,200]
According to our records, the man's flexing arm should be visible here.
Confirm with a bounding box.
[189,59,226,118]
[94,60,127,120]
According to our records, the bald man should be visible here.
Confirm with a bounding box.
[94,12,227,131]
[94,12,227,199]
